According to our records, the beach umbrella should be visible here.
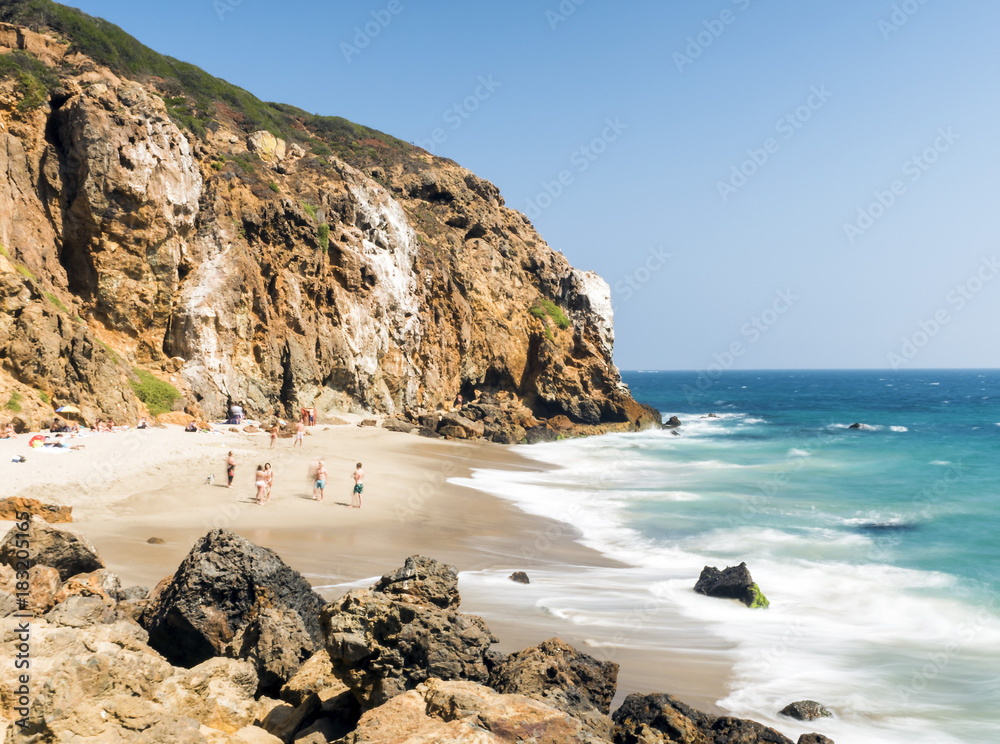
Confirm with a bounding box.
[56,405,81,413]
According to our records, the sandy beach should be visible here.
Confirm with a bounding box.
[0,421,731,712]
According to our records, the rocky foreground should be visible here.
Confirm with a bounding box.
[0,515,833,744]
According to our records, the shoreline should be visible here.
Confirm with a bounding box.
[0,422,732,713]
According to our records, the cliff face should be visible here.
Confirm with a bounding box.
[0,13,658,434]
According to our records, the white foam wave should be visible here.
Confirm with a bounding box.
[787,448,811,457]
[890,425,909,432]
[930,460,951,466]
[455,433,1000,744]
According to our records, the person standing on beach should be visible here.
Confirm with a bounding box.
[294,420,304,448]
[254,465,267,505]
[351,462,364,508]
[269,424,278,449]
[227,451,236,488]
[313,460,327,502]
[263,462,274,503]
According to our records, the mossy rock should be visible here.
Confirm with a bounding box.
[748,583,769,609]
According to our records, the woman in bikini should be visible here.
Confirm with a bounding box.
[263,462,274,503]
[254,464,267,505]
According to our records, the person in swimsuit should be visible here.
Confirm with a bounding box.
[254,464,267,505]
[313,460,327,502]
[294,420,304,448]
[227,451,236,488]
[351,462,364,508]
[263,462,274,503]
[269,424,278,449]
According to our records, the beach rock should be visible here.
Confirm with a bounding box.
[371,554,460,609]
[341,678,607,744]
[320,587,497,710]
[612,693,795,744]
[0,520,105,580]
[224,606,317,695]
[142,529,327,669]
[45,594,118,627]
[489,637,618,739]
[664,416,682,428]
[0,496,72,523]
[437,411,486,440]
[155,657,261,734]
[0,564,61,614]
[279,649,342,707]
[797,735,834,744]
[509,571,530,584]
[779,700,832,721]
[148,536,167,544]
[711,717,795,743]
[360,419,377,427]
[694,562,769,608]
[52,568,122,606]
[244,424,261,433]
[382,416,417,434]
[259,697,320,743]
[525,425,560,444]
[121,585,151,601]
[611,692,713,744]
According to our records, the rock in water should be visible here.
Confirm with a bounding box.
[0,520,104,580]
[509,571,530,584]
[780,700,833,721]
[142,529,327,673]
[798,734,835,744]
[694,562,769,608]
[489,637,618,739]
[370,554,460,609]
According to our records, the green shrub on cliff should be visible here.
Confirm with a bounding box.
[129,369,180,416]
[5,392,23,413]
[530,298,571,330]
[318,223,330,251]
[43,291,68,314]
[0,50,60,111]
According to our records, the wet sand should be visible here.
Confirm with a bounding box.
[0,421,732,712]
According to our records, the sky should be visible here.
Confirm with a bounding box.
[59,0,1000,371]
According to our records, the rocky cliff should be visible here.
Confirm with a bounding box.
[0,1,659,435]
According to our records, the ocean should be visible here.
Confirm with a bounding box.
[454,369,1000,744]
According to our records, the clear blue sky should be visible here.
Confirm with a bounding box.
[63,1,1000,370]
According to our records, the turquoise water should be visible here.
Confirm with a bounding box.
[458,370,1000,744]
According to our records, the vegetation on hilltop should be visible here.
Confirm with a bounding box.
[0,0,421,171]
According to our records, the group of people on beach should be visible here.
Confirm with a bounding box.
[226,450,364,508]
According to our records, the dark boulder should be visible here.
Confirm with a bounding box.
[612,692,715,743]
[320,588,497,710]
[509,571,530,584]
[141,529,327,670]
[664,416,682,428]
[694,562,769,608]
[779,700,832,721]
[224,606,317,695]
[489,637,618,739]
[0,520,104,580]
[370,554,460,609]
[712,716,795,743]
[525,425,559,444]
[797,735,835,744]
[612,693,795,744]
